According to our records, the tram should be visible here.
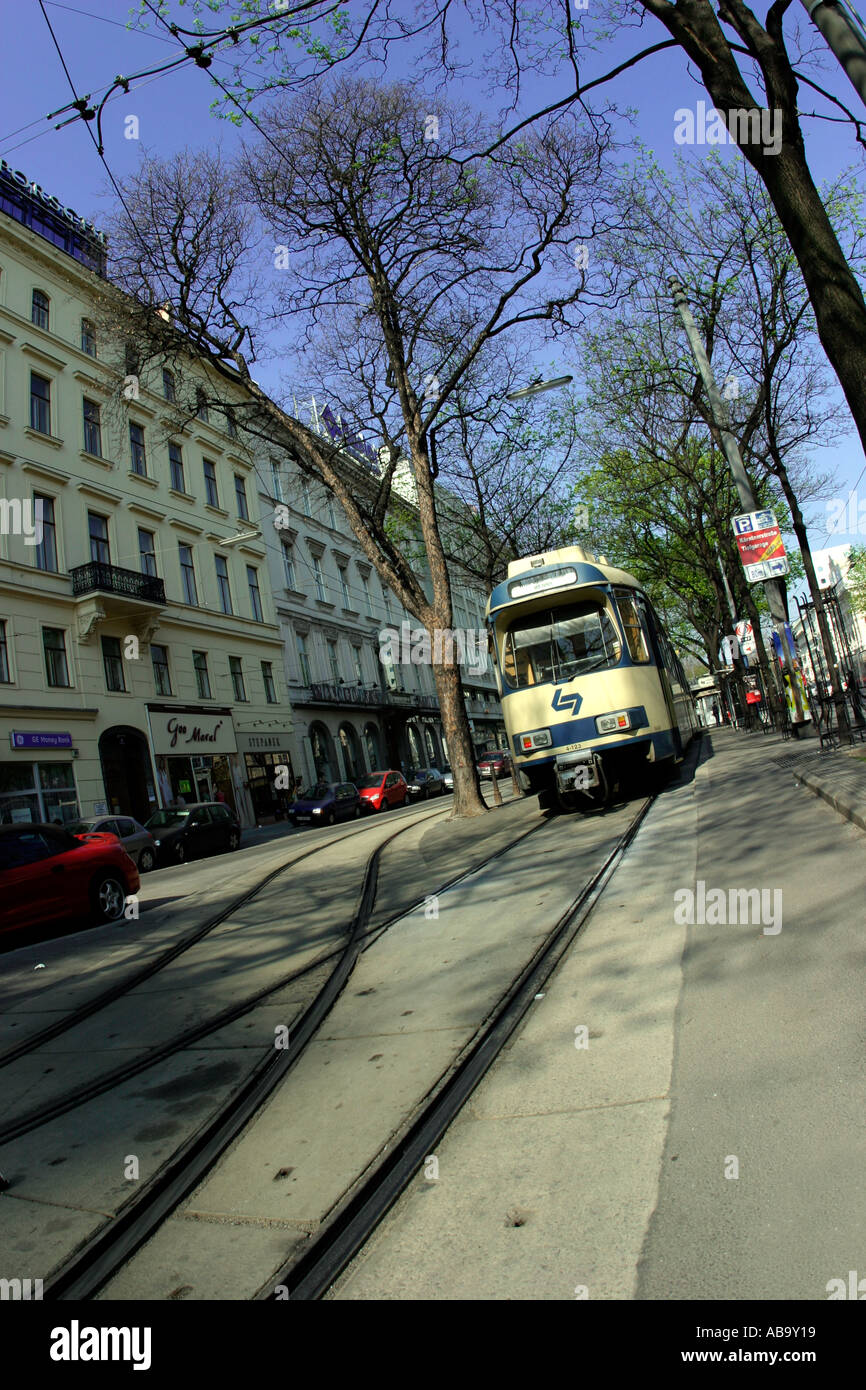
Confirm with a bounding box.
[485,546,697,808]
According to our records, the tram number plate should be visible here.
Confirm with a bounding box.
[561,743,582,753]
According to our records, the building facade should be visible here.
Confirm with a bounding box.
[0,162,292,829]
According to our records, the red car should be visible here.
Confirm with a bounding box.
[356,770,408,812]
[0,823,141,935]
[476,751,512,779]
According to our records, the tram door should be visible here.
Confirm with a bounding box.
[635,595,681,747]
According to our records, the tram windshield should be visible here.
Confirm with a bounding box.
[503,601,622,687]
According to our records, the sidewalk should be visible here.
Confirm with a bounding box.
[732,721,866,834]
[333,727,866,1300]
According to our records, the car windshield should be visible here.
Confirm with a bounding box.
[301,784,331,800]
[147,809,189,828]
[67,820,100,834]
[415,771,429,780]
[504,600,622,687]
[356,774,385,789]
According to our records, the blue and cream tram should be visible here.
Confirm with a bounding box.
[485,546,697,807]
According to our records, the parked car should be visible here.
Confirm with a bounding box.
[0,823,141,933]
[66,814,157,872]
[406,768,447,800]
[477,750,512,779]
[145,802,240,865]
[440,765,454,792]
[288,782,362,827]
[356,770,408,812]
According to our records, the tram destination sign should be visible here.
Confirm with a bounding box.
[732,509,789,583]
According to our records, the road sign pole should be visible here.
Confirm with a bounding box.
[669,277,807,732]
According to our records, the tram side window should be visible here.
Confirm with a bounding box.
[614,589,650,663]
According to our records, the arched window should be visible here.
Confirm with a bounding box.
[424,727,438,767]
[407,723,422,770]
[338,723,361,782]
[32,289,50,330]
[309,722,335,782]
[363,723,381,770]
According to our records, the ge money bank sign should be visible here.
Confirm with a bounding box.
[732,509,790,583]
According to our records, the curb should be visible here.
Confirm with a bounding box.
[791,767,866,835]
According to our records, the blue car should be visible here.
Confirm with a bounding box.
[288,781,362,828]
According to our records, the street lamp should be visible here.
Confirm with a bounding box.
[218,528,262,547]
[428,374,573,477]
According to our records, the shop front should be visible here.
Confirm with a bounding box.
[146,704,250,825]
[235,730,295,823]
[1,730,80,825]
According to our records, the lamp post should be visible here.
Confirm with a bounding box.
[427,375,573,477]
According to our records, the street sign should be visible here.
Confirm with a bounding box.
[732,510,788,583]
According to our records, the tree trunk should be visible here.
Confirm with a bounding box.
[641,0,866,458]
[431,659,487,816]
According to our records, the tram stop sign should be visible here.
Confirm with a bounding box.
[732,509,789,582]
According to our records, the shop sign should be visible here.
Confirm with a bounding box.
[10,731,73,749]
[148,709,237,756]
[235,731,294,754]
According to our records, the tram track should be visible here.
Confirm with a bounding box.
[0,802,448,1072]
[17,798,544,1300]
[263,794,655,1301]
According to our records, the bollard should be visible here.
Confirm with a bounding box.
[490,765,503,805]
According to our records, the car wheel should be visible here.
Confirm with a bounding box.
[174,842,186,864]
[379,798,389,811]
[354,806,362,819]
[91,873,126,923]
[138,848,155,873]
[228,830,240,851]
[326,811,335,826]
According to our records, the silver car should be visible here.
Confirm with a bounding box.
[67,815,157,872]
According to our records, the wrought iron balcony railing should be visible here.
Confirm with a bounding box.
[70,562,166,605]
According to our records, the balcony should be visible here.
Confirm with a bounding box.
[71,562,166,605]
[70,562,166,643]
[308,681,383,708]
[383,689,440,712]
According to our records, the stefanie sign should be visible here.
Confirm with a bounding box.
[148,710,237,756]
[732,509,789,582]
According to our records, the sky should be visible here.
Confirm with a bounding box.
[3,0,866,572]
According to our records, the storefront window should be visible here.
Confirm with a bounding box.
[0,762,78,823]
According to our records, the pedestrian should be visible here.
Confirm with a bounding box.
[215,787,226,803]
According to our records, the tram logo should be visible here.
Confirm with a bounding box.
[551,688,583,714]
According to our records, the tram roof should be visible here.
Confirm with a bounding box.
[486,547,642,617]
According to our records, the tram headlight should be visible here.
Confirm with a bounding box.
[517,728,553,751]
[596,711,631,733]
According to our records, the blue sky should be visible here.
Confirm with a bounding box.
[3,0,865,562]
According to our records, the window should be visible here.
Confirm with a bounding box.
[383,585,393,622]
[102,635,125,692]
[215,555,232,614]
[262,660,277,703]
[296,632,311,685]
[179,543,198,605]
[339,566,350,607]
[195,388,208,422]
[129,422,147,476]
[247,565,263,621]
[32,289,49,329]
[614,589,651,664]
[229,655,247,702]
[503,601,622,689]
[43,628,70,687]
[169,443,185,493]
[125,344,139,377]
[81,318,96,356]
[203,459,219,507]
[327,639,340,684]
[301,478,311,517]
[270,460,283,501]
[163,368,175,402]
[83,398,102,456]
[0,620,11,682]
[193,650,211,699]
[34,493,58,572]
[234,474,248,520]
[361,573,373,617]
[138,528,157,577]
[226,413,238,440]
[30,372,50,434]
[312,553,326,602]
[88,512,110,565]
[282,542,296,589]
[327,497,337,529]
[151,644,172,696]
[352,645,363,684]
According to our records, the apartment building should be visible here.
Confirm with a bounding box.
[0,161,291,829]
